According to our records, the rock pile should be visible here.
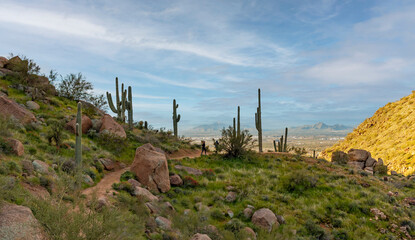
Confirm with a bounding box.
[332,148,387,175]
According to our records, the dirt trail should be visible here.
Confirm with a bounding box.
[82,150,207,199]
[82,167,129,199]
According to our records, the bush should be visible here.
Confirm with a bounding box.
[0,138,13,155]
[45,119,67,149]
[97,132,127,154]
[57,73,93,101]
[210,208,226,221]
[331,151,349,165]
[374,165,388,175]
[280,170,318,193]
[120,171,136,182]
[183,176,199,188]
[224,218,245,233]
[112,182,135,195]
[219,127,255,158]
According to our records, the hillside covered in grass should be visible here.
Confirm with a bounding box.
[322,91,415,175]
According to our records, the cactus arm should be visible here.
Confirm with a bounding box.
[237,106,240,138]
[115,77,120,112]
[127,86,133,130]
[284,127,288,152]
[177,114,180,122]
[106,92,118,113]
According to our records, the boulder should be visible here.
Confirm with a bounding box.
[347,161,365,170]
[174,165,203,176]
[348,149,370,162]
[98,158,116,171]
[83,174,94,186]
[32,160,49,174]
[91,118,102,131]
[5,56,23,71]
[0,203,49,240]
[190,233,212,240]
[0,96,36,123]
[66,115,92,134]
[130,143,170,193]
[7,138,24,156]
[364,167,374,175]
[169,174,183,186]
[0,56,7,68]
[225,191,237,202]
[365,157,377,168]
[155,216,171,230]
[251,208,278,232]
[132,186,158,202]
[145,202,161,214]
[164,202,175,212]
[99,114,126,138]
[26,101,40,110]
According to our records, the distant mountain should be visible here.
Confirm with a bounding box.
[296,122,351,131]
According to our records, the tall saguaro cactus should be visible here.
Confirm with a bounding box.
[107,77,134,127]
[75,102,82,169]
[284,127,288,152]
[237,106,241,138]
[173,99,181,137]
[126,86,133,130]
[255,88,263,152]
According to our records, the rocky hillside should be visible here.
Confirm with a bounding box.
[322,91,415,175]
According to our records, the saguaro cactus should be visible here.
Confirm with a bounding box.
[75,102,82,169]
[273,140,277,152]
[255,88,262,152]
[279,135,284,152]
[126,86,133,130]
[237,106,241,138]
[284,127,288,152]
[173,99,181,137]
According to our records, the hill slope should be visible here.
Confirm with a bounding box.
[322,91,415,175]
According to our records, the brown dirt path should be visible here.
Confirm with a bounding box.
[82,167,130,199]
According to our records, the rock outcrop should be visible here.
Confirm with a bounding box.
[66,115,92,134]
[7,138,24,156]
[0,95,36,123]
[130,144,170,193]
[99,114,126,138]
[0,203,49,240]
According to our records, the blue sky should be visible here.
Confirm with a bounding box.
[0,0,414,131]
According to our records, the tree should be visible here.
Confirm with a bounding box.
[58,73,93,101]
[89,94,108,112]
[219,127,255,158]
[46,119,67,149]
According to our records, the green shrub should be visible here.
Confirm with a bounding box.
[219,127,255,158]
[39,175,54,192]
[210,208,226,221]
[45,118,67,148]
[0,138,13,155]
[97,132,127,154]
[224,218,245,233]
[28,147,37,155]
[279,170,318,193]
[374,165,388,175]
[112,182,135,195]
[120,171,136,182]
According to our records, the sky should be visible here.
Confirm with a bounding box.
[0,0,414,132]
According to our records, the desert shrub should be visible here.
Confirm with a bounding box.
[210,208,226,221]
[332,229,350,240]
[39,175,54,193]
[112,182,135,195]
[28,146,37,155]
[61,160,75,174]
[120,171,136,182]
[0,138,13,155]
[97,132,126,154]
[0,116,13,137]
[224,218,245,233]
[57,73,93,101]
[374,165,388,175]
[304,219,328,239]
[279,170,318,193]
[45,119,67,148]
[183,176,199,188]
[331,151,349,165]
[219,127,255,158]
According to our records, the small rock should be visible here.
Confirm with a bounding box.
[133,186,158,202]
[404,197,415,205]
[83,174,94,186]
[155,216,171,230]
[387,191,398,197]
[243,208,253,219]
[195,202,209,212]
[370,208,387,220]
[169,174,183,186]
[145,202,161,214]
[32,160,49,174]
[363,167,374,175]
[174,165,203,176]
[26,101,40,110]
[227,210,234,218]
[190,233,212,240]
[225,191,237,202]
[242,227,256,240]
[164,202,175,212]
[184,209,191,215]
[98,158,116,171]
[247,205,255,209]
[391,171,398,176]
[225,186,235,191]
[97,196,108,209]
[7,138,24,156]
[276,215,285,225]
[128,178,142,188]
